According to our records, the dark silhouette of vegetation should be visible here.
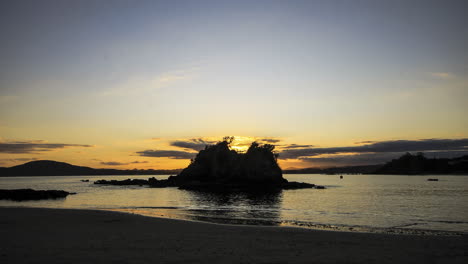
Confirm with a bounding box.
[177,139,283,185]
[284,154,468,175]
[373,153,468,175]
[176,138,317,190]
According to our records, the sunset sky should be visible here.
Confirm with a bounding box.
[1,0,467,170]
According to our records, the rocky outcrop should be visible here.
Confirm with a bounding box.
[177,141,283,184]
[94,177,178,187]
[0,189,75,201]
[176,139,316,190]
[94,138,321,191]
[94,178,150,186]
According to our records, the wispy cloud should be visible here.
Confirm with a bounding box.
[430,72,455,79]
[0,140,93,154]
[100,160,149,166]
[280,138,468,159]
[281,144,315,149]
[0,157,38,165]
[170,138,217,151]
[135,150,196,159]
[100,69,196,96]
[169,137,283,152]
[257,138,281,144]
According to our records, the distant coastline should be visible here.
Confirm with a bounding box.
[0,160,182,177]
[1,153,467,177]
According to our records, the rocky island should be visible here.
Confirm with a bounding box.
[95,137,320,191]
[0,189,75,201]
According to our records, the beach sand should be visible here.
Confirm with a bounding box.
[0,208,466,264]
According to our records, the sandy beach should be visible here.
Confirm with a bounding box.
[1,208,466,263]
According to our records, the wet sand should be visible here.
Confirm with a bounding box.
[0,207,466,263]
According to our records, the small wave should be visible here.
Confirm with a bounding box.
[119,206,181,210]
[427,220,468,224]
[389,223,422,229]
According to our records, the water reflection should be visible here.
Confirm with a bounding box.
[182,189,283,226]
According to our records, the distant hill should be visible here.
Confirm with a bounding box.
[0,160,182,177]
[373,153,468,175]
[284,154,468,175]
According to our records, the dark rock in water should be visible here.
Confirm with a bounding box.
[281,182,316,190]
[427,178,439,181]
[0,189,74,201]
[315,185,326,189]
[148,176,178,188]
[94,177,178,188]
[81,179,89,182]
[94,178,150,186]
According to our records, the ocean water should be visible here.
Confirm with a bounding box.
[1,174,467,234]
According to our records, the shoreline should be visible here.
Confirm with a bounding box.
[108,207,466,236]
[1,207,466,263]
[2,205,466,236]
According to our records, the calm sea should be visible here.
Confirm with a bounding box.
[1,174,467,234]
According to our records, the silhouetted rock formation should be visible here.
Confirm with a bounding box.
[0,160,182,176]
[176,138,315,190]
[0,189,75,201]
[94,177,178,188]
[373,153,468,175]
[94,138,317,190]
[94,178,150,186]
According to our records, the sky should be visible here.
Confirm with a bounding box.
[0,0,467,170]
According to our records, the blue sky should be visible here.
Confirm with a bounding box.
[0,0,467,169]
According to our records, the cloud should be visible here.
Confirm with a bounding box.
[0,140,94,154]
[100,161,149,166]
[100,161,128,166]
[0,157,38,165]
[280,138,468,159]
[257,138,281,144]
[430,72,455,79]
[135,150,196,159]
[281,144,315,149]
[354,141,375,144]
[170,138,217,151]
[170,137,282,152]
[100,69,196,96]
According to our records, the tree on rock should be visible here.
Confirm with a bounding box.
[176,137,285,186]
